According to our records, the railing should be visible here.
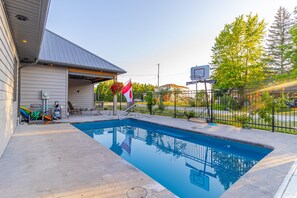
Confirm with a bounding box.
[118,103,137,120]
[97,89,297,134]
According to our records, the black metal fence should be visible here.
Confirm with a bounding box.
[129,89,297,134]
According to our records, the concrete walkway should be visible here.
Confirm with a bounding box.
[0,122,175,198]
[0,113,297,197]
[275,159,297,198]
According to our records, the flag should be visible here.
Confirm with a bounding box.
[121,134,132,155]
[122,79,133,102]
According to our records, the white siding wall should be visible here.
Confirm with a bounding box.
[68,78,94,110]
[0,2,19,157]
[20,65,68,117]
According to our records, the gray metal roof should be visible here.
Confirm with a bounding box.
[38,29,126,74]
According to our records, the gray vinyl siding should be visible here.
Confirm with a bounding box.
[20,65,68,117]
[68,78,94,110]
[0,2,18,157]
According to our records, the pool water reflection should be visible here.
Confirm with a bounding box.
[73,119,271,198]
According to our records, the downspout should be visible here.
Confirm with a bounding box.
[17,60,39,123]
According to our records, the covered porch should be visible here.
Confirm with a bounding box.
[20,29,126,121]
[67,68,115,114]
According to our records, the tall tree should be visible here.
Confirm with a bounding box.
[289,6,297,70]
[284,6,297,79]
[211,14,266,91]
[266,6,293,73]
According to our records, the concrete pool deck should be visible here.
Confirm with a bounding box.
[0,113,296,197]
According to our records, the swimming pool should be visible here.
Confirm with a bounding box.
[73,119,271,198]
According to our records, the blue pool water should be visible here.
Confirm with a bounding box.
[73,119,271,198]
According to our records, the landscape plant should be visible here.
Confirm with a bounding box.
[157,91,165,112]
[232,112,252,128]
[250,92,290,123]
[184,110,195,120]
[145,92,156,115]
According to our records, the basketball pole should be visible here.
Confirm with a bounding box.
[204,79,211,122]
[195,81,198,109]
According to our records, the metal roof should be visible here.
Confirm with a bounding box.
[4,0,50,63]
[38,29,126,74]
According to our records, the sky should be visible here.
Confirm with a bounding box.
[46,0,296,89]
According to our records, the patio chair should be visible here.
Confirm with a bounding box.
[94,101,104,115]
[68,101,82,115]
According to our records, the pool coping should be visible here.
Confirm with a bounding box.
[65,114,297,197]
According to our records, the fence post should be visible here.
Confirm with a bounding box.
[174,92,177,118]
[210,90,214,123]
[120,93,122,111]
[272,103,275,132]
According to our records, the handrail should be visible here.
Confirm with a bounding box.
[123,103,137,113]
[118,103,137,120]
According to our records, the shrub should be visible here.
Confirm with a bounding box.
[232,112,252,128]
[220,94,240,110]
[145,92,156,115]
[184,110,195,120]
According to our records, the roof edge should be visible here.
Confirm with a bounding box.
[37,59,127,74]
[35,0,51,60]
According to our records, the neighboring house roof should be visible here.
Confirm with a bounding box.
[160,84,189,90]
[38,29,126,74]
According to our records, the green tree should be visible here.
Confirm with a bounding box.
[273,7,297,82]
[145,92,156,115]
[289,27,297,71]
[132,82,155,93]
[266,6,293,73]
[211,14,267,92]
[95,80,113,102]
[289,7,297,70]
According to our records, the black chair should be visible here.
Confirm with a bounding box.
[68,101,82,115]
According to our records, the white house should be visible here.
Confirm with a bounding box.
[0,0,125,157]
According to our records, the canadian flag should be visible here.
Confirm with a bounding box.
[121,134,132,155]
[122,79,133,102]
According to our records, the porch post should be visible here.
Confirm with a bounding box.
[113,76,117,116]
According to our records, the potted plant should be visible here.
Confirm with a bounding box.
[110,82,124,95]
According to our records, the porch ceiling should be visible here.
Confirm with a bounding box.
[3,0,50,63]
[68,72,113,84]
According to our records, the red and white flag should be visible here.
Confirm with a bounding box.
[122,79,133,102]
[121,134,132,155]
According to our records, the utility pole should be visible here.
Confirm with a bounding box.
[157,63,160,89]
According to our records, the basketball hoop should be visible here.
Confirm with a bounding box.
[190,65,210,81]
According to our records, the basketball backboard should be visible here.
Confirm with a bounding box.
[190,65,210,81]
